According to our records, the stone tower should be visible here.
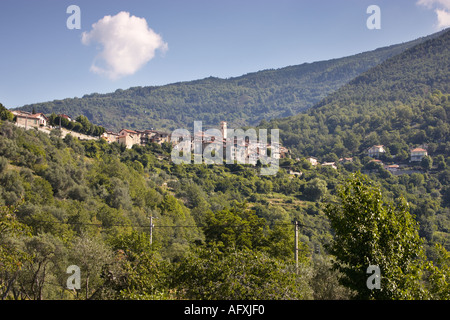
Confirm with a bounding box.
[220,121,227,140]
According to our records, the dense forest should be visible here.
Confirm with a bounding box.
[14,31,444,132]
[263,28,450,255]
[269,29,450,159]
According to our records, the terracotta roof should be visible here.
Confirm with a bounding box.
[15,112,48,120]
[368,145,384,150]
[120,129,138,134]
[411,148,427,152]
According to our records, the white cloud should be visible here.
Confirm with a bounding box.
[436,8,450,28]
[82,11,168,80]
[417,0,450,9]
[417,0,450,29]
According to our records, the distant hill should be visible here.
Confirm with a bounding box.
[14,30,445,132]
[266,29,449,160]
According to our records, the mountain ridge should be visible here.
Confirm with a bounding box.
[14,29,446,132]
[267,28,450,159]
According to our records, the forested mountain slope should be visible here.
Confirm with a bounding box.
[269,28,450,160]
[15,31,444,132]
[1,106,449,300]
[261,29,450,253]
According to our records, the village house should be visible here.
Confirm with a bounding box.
[410,148,428,162]
[101,128,171,149]
[384,164,400,173]
[279,146,290,159]
[101,131,120,144]
[369,159,383,165]
[147,130,170,145]
[59,114,73,122]
[188,121,289,165]
[12,111,48,128]
[322,162,337,170]
[307,157,319,166]
[288,170,302,177]
[367,145,386,158]
[117,129,141,148]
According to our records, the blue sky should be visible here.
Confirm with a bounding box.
[0,0,447,108]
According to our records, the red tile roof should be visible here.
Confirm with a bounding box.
[15,112,48,120]
[411,148,427,152]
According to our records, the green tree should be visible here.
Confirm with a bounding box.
[325,172,427,300]
[68,233,115,300]
[16,233,67,300]
[173,245,313,300]
[0,103,14,122]
[203,205,267,251]
[310,255,354,300]
[421,155,433,171]
[303,178,327,202]
[425,243,450,299]
[435,154,447,170]
[107,231,173,300]
[0,203,31,299]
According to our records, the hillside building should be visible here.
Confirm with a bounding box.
[12,111,48,128]
[410,148,428,162]
[368,145,386,158]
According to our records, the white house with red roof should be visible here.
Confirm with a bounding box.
[367,145,386,158]
[410,148,428,162]
[12,111,48,128]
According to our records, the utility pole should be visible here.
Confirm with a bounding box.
[294,220,299,274]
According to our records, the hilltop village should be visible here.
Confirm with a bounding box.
[10,110,290,165]
[10,110,430,174]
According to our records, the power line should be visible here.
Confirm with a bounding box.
[26,218,329,231]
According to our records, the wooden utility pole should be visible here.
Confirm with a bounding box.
[294,220,299,274]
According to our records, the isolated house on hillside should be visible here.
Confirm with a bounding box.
[410,148,428,162]
[322,162,337,170]
[307,157,318,166]
[384,164,400,173]
[369,159,383,165]
[288,170,302,177]
[12,111,48,128]
[367,145,385,158]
